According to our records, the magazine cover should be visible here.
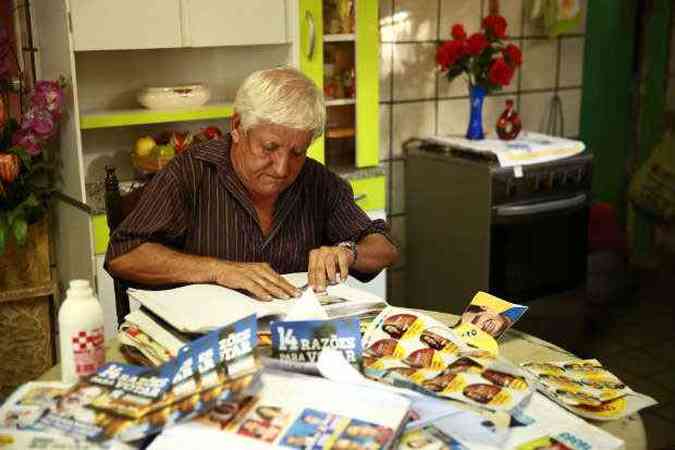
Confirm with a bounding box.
[362,308,533,413]
[457,292,527,340]
[148,369,411,450]
[398,426,467,450]
[34,315,260,443]
[270,318,363,367]
[521,359,657,421]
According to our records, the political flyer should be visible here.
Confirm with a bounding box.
[32,315,260,444]
[457,292,528,340]
[270,318,363,371]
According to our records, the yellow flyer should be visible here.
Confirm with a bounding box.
[457,292,528,340]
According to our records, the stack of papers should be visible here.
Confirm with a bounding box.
[427,131,585,167]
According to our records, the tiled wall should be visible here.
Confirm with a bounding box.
[380,0,587,306]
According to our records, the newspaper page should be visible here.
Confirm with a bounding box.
[147,369,411,450]
[34,315,260,443]
[521,359,657,421]
[362,307,533,413]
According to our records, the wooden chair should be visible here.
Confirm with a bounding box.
[104,166,146,326]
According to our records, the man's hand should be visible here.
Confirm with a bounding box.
[211,261,301,301]
[307,245,355,293]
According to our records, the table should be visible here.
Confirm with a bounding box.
[39,311,646,450]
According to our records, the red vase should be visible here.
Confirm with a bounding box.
[496,99,522,140]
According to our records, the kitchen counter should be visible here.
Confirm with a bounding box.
[84,164,386,216]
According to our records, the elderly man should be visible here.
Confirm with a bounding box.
[106,67,398,301]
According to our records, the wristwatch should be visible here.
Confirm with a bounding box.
[337,240,358,266]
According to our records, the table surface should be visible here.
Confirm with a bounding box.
[39,311,645,450]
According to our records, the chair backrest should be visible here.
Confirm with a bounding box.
[104,166,146,327]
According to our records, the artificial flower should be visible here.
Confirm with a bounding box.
[466,33,489,56]
[488,57,514,86]
[451,24,467,40]
[503,44,523,67]
[436,40,466,68]
[483,14,508,39]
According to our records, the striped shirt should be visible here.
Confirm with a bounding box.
[105,137,391,282]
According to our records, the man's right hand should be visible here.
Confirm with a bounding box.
[211,261,301,301]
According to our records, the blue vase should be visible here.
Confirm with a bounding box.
[466,85,486,140]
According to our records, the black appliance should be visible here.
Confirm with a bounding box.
[405,140,593,311]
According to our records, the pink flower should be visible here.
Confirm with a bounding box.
[12,130,42,156]
[21,108,56,138]
[30,81,65,119]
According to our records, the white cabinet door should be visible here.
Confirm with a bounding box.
[346,209,387,300]
[69,0,182,51]
[182,0,288,47]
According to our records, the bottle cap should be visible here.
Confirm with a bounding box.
[67,279,94,298]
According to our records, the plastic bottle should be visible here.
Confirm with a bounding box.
[58,279,105,383]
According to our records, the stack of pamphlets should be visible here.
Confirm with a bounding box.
[521,359,657,421]
[118,273,387,366]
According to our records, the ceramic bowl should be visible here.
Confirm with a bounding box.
[137,84,210,110]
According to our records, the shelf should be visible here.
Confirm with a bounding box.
[326,127,355,139]
[80,102,234,129]
[324,33,355,42]
[326,98,356,106]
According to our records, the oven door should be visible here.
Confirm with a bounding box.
[490,193,589,301]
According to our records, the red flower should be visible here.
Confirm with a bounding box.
[488,57,514,86]
[451,24,466,40]
[466,33,489,56]
[436,40,466,68]
[503,44,522,66]
[482,14,508,39]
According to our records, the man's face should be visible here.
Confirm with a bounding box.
[231,117,312,200]
[461,306,506,337]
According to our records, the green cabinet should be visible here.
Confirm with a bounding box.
[298,0,380,170]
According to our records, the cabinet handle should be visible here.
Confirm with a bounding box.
[354,194,367,202]
[305,10,316,60]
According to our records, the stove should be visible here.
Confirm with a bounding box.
[404,140,593,312]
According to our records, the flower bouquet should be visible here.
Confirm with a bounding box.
[0,79,65,255]
[436,14,522,139]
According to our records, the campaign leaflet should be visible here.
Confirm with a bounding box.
[270,318,363,369]
[457,292,528,341]
[362,307,533,413]
[36,315,260,443]
[521,359,657,421]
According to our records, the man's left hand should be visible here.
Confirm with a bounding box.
[307,245,354,293]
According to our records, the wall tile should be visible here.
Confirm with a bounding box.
[380,43,394,101]
[393,0,439,41]
[560,88,582,138]
[379,0,393,25]
[393,43,438,100]
[388,160,406,215]
[519,91,556,133]
[439,0,480,40]
[482,0,524,38]
[437,73,470,98]
[390,215,406,269]
[560,37,585,87]
[387,268,407,307]
[380,104,392,161]
[521,38,557,90]
[392,101,436,154]
[438,98,469,136]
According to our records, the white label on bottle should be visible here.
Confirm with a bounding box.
[71,326,105,378]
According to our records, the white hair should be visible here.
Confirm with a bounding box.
[233,67,326,141]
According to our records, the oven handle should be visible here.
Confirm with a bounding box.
[494,193,587,217]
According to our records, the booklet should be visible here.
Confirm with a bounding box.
[361,307,533,413]
[128,272,387,334]
[146,369,412,450]
[521,359,657,421]
[29,315,260,444]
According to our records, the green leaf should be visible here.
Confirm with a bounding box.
[23,193,39,208]
[8,146,32,171]
[12,214,27,246]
